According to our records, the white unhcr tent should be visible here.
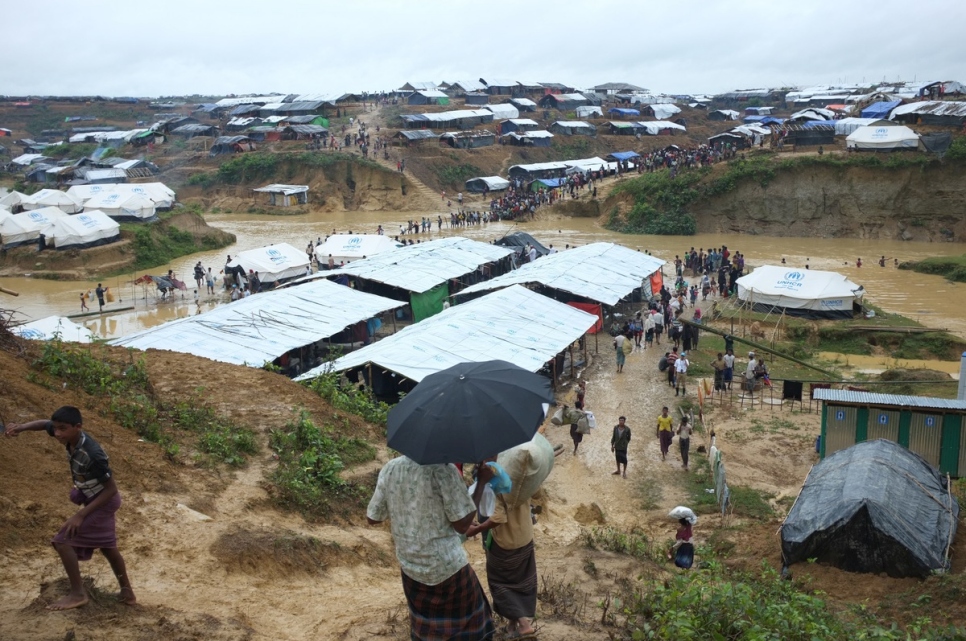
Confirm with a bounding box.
[736,265,863,320]
[296,284,599,384]
[13,316,95,343]
[21,189,82,213]
[46,211,121,250]
[111,279,402,368]
[83,192,158,221]
[0,190,26,211]
[846,125,920,151]
[465,176,511,193]
[227,243,310,284]
[67,182,176,209]
[1,208,67,248]
[313,234,402,265]
[459,242,665,305]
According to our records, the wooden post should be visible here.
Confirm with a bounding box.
[569,343,575,379]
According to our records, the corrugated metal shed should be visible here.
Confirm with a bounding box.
[396,129,439,141]
[285,125,328,135]
[814,389,966,411]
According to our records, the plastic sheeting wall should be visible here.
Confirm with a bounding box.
[410,282,448,322]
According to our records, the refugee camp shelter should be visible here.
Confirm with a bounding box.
[606,151,641,163]
[464,93,489,106]
[735,265,864,319]
[484,104,520,120]
[643,104,682,119]
[21,189,82,213]
[609,107,641,119]
[171,124,219,138]
[508,157,614,181]
[609,121,645,136]
[890,101,966,127]
[504,131,554,147]
[408,90,450,106]
[252,184,309,206]
[539,93,590,109]
[83,192,157,222]
[708,109,740,121]
[549,121,596,136]
[493,232,550,259]
[111,279,402,374]
[439,130,495,149]
[509,98,537,112]
[400,109,494,129]
[833,118,885,136]
[209,135,250,156]
[814,388,966,477]
[0,190,26,212]
[319,237,515,322]
[499,119,540,134]
[13,316,95,343]
[45,210,120,250]
[459,242,666,307]
[860,100,902,119]
[296,284,599,396]
[313,234,402,265]
[846,125,919,151]
[781,439,959,578]
[465,176,510,193]
[575,106,603,119]
[66,183,176,209]
[395,130,439,145]
[227,243,310,286]
[0,208,67,248]
[639,121,687,135]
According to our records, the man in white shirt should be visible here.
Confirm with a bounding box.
[368,457,493,639]
[528,246,537,263]
[675,351,690,396]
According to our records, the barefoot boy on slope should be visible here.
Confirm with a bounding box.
[4,406,136,610]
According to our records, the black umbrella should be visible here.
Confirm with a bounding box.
[387,360,554,465]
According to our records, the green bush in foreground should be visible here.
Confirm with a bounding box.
[622,565,965,640]
[268,411,375,516]
[304,370,391,425]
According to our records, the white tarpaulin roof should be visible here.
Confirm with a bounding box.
[14,316,95,343]
[22,189,82,213]
[736,265,864,310]
[84,192,157,220]
[0,190,26,209]
[485,104,519,119]
[313,234,402,264]
[323,237,515,294]
[639,120,687,134]
[1,208,68,248]
[834,118,884,136]
[460,242,666,306]
[648,104,682,119]
[11,154,47,166]
[296,285,598,383]
[67,183,176,208]
[575,106,603,118]
[466,176,511,191]
[846,125,919,150]
[47,210,120,249]
[111,279,401,367]
[228,243,310,283]
[215,95,283,107]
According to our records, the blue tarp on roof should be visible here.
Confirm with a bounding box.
[861,100,901,119]
[534,177,567,188]
[760,117,785,125]
[609,108,640,116]
[801,120,835,129]
[743,115,767,123]
[608,151,641,161]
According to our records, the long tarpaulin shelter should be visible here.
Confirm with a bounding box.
[296,284,598,386]
[320,237,515,321]
[458,242,666,306]
[111,279,402,368]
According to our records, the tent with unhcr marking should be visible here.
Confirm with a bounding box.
[735,265,864,320]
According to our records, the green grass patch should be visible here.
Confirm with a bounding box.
[435,162,482,187]
[164,400,257,467]
[126,214,233,272]
[303,370,391,425]
[900,254,966,283]
[582,526,663,563]
[42,142,98,160]
[268,410,376,518]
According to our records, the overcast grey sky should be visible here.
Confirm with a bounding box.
[3,0,964,97]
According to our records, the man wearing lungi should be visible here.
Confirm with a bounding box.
[368,456,493,640]
[4,406,136,610]
[467,465,538,638]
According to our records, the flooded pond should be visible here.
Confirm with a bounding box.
[4,208,966,340]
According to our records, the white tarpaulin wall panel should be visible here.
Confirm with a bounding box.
[66,183,176,208]
[1,208,68,248]
[83,192,157,221]
[638,120,687,134]
[21,189,82,213]
[648,104,681,119]
[0,191,26,209]
[14,316,95,343]
[313,234,402,264]
[297,284,598,383]
[111,279,401,366]
[459,242,666,306]
[736,265,863,317]
[324,237,515,294]
[846,125,919,150]
[47,210,120,249]
[228,243,309,283]
[834,118,883,136]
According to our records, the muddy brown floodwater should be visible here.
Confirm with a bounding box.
[4,208,966,339]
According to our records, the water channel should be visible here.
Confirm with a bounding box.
[4,209,966,341]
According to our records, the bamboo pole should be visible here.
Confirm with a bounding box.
[679,317,835,378]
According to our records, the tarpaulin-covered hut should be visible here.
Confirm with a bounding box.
[735,265,863,319]
[539,93,590,110]
[46,210,120,250]
[504,131,553,147]
[465,176,510,193]
[0,207,68,248]
[408,90,450,106]
[227,243,310,286]
[21,189,82,213]
[439,130,495,149]
[860,100,902,119]
[549,121,596,136]
[313,234,402,265]
[83,192,157,222]
[780,439,959,578]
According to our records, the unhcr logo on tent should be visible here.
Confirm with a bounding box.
[79,215,96,228]
[267,248,286,265]
[873,127,889,139]
[775,271,805,291]
[347,237,362,246]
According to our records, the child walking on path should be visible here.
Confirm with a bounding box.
[4,406,136,610]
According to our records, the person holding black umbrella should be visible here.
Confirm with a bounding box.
[367,457,493,640]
